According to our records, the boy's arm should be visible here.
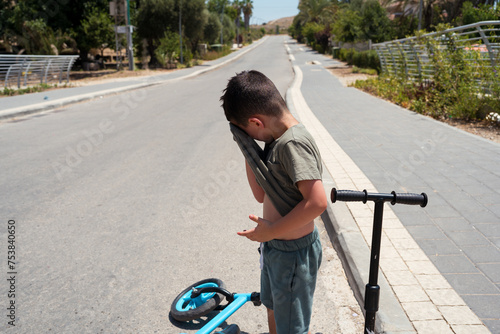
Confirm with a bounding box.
[246,161,265,203]
[238,179,327,242]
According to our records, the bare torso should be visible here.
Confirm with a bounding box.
[263,195,315,240]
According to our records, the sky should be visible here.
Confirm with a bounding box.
[250,0,300,24]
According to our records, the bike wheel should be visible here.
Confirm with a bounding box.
[170,278,226,322]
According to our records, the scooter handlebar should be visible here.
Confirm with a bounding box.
[331,188,428,207]
[331,189,368,203]
[391,191,428,207]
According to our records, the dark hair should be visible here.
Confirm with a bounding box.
[220,70,288,126]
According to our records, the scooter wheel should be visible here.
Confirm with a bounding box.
[170,278,226,322]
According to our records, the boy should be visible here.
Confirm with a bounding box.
[220,70,327,334]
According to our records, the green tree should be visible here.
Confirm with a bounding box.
[302,22,324,44]
[359,0,394,42]
[136,0,207,65]
[460,1,499,25]
[332,8,362,42]
[177,0,207,53]
[221,13,236,44]
[204,11,223,44]
[207,0,228,14]
[18,19,56,54]
[80,8,115,58]
[296,0,337,25]
[155,30,181,66]
[232,0,243,43]
[242,0,253,30]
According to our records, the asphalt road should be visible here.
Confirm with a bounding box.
[0,36,363,333]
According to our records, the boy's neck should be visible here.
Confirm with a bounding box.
[269,113,299,140]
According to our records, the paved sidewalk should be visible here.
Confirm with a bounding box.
[285,39,499,333]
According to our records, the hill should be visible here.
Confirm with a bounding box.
[251,16,295,30]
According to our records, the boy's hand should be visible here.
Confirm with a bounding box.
[237,214,274,242]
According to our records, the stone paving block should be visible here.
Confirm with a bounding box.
[474,223,500,238]
[461,294,500,320]
[426,288,466,306]
[460,184,494,196]
[444,273,499,294]
[379,244,401,259]
[451,324,492,334]
[477,263,500,283]
[438,305,483,325]
[383,209,399,220]
[399,248,430,262]
[392,284,429,303]
[393,211,435,226]
[477,192,500,206]
[461,246,500,263]
[416,274,452,289]
[402,301,442,321]
[447,230,490,246]
[424,204,463,218]
[406,225,446,240]
[492,237,500,248]
[381,256,408,272]
[390,237,422,251]
[412,320,454,334]
[433,217,474,232]
[382,218,405,229]
[384,270,420,286]
[482,319,500,333]
[385,228,413,239]
[418,239,462,256]
[355,217,373,227]
[430,254,479,274]
[406,260,441,275]
[461,209,499,223]
[436,189,473,205]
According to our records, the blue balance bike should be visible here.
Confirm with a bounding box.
[170,278,261,334]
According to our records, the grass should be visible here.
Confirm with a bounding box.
[1,83,63,97]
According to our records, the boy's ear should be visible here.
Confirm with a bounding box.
[248,116,264,128]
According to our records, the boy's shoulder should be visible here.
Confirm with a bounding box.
[277,123,317,149]
[271,123,321,165]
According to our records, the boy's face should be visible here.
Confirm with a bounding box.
[232,119,274,143]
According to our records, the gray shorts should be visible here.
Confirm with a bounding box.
[260,227,322,334]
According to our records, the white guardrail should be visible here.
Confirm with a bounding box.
[373,21,500,83]
[0,55,79,88]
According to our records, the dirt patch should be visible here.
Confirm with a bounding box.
[443,118,500,143]
[327,63,500,144]
[69,68,181,86]
[326,64,376,87]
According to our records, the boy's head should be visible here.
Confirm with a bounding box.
[220,70,288,126]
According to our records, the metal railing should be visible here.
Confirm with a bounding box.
[373,21,500,85]
[0,55,79,88]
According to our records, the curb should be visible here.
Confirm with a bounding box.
[286,65,415,334]
[0,37,268,121]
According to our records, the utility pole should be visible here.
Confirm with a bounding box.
[179,0,183,64]
[126,0,134,70]
[418,0,423,31]
[220,0,225,45]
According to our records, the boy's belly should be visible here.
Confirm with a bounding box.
[263,195,315,241]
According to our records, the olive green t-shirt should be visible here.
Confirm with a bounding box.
[262,123,323,215]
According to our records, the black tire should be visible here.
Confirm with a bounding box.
[170,278,226,322]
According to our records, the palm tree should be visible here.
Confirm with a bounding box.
[242,0,253,30]
[232,0,242,44]
[297,0,337,26]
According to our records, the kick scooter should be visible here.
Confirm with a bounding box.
[170,278,261,334]
[331,188,428,334]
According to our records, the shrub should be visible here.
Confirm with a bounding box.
[338,48,381,73]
